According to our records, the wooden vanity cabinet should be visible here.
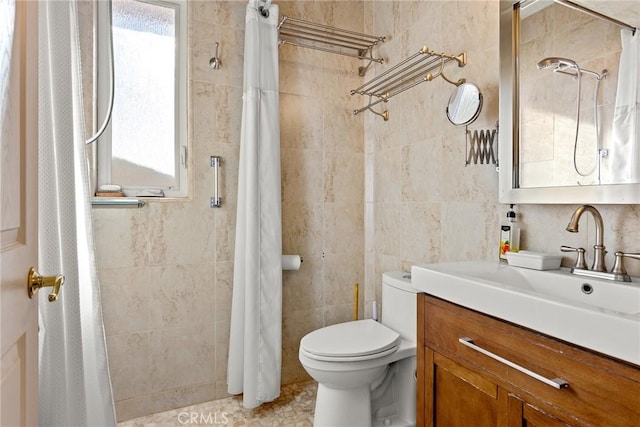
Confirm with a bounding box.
[417,294,640,427]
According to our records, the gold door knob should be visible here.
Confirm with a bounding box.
[27,267,64,302]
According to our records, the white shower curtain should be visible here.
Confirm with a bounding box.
[39,1,116,425]
[227,0,283,409]
[607,29,640,184]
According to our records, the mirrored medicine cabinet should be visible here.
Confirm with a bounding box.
[498,0,640,204]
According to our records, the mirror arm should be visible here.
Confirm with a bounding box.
[441,73,466,87]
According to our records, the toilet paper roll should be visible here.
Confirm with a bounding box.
[282,255,302,271]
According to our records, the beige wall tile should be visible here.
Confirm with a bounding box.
[214,205,236,263]
[282,308,323,385]
[324,151,364,203]
[114,383,218,422]
[191,1,246,28]
[283,256,323,313]
[107,333,151,402]
[148,203,216,265]
[93,209,149,269]
[282,201,324,257]
[324,202,364,255]
[214,320,230,382]
[322,252,364,307]
[148,325,216,394]
[280,93,324,151]
[281,149,324,205]
[99,267,150,336]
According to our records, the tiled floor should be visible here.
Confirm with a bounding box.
[118,381,317,426]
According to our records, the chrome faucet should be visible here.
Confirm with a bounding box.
[566,205,607,272]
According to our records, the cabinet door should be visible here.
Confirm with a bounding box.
[425,349,499,427]
[523,404,572,427]
[505,394,573,427]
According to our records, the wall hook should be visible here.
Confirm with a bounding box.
[209,42,222,70]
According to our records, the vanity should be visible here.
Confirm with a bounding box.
[412,262,640,426]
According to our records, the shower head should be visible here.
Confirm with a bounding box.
[537,57,578,72]
[536,57,607,80]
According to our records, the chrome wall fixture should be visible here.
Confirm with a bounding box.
[91,198,146,208]
[351,46,467,120]
[278,15,386,76]
[209,42,222,70]
[211,156,222,208]
[466,123,499,167]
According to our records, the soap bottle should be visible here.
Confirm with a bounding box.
[499,204,520,260]
[499,221,511,260]
[507,204,520,254]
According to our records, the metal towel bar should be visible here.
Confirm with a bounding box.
[278,15,385,76]
[351,46,467,120]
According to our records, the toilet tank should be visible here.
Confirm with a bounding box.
[381,271,418,342]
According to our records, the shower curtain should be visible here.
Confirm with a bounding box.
[607,29,639,184]
[39,1,116,425]
[227,0,283,409]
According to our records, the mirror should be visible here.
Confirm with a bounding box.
[446,83,483,126]
[499,0,640,204]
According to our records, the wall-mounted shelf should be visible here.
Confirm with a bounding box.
[351,46,467,120]
[278,15,386,76]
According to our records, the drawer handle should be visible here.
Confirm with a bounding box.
[458,337,569,390]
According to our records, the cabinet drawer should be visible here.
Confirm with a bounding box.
[423,295,640,426]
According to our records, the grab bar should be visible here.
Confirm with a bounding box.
[210,156,222,208]
[458,337,569,389]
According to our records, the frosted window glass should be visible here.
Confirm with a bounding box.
[111,0,176,188]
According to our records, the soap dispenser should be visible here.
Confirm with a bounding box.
[500,204,521,260]
[507,204,520,253]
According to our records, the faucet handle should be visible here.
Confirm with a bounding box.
[611,252,640,276]
[561,246,588,270]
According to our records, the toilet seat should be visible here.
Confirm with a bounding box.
[300,319,400,362]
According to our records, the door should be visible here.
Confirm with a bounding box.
[1,1,39,425]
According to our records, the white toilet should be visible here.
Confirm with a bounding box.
[299,271,418,427]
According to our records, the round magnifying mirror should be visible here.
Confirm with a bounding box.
[446,82,483,126]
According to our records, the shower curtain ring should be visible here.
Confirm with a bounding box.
[259,0,271,17]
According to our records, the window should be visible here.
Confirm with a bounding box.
[96,0,187,197]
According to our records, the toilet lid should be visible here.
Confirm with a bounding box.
[300,319,400,358]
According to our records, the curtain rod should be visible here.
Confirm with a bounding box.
[553,0,637,35]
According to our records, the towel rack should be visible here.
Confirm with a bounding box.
[278,15,386,76]
[351,46,467,120]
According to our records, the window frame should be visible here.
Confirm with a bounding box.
[95,0,188,198]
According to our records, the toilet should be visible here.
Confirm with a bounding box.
[299,271,418,427]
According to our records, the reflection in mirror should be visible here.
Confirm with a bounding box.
[446,83,483,126]
[498,0,640,204]
[518,0,640,187]
[535,56,607,182]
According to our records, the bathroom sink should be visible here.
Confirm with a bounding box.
[411,261,640,366]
